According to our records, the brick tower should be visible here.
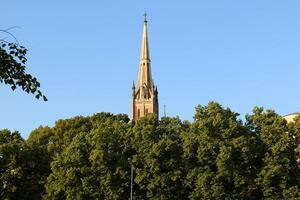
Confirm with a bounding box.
[131,15,159,121]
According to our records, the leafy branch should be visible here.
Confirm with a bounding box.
[0,28,47,101]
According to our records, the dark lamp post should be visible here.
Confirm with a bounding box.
[128,158,133,200]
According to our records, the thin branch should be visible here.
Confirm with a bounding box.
[4,26,21,32]
[0,37,9,43]
[0,26,21,44]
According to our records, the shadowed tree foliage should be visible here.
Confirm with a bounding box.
[1,104,299,199]
[26,126,53,198]
[0,129,51,200]
[183,102,262,199]
[0,129,25,199]
[44,114,131,199]
[246,107,300,200]
[47,116,93,157]
[131,115,189,199]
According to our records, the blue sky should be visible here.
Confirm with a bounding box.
[1,1,300,138]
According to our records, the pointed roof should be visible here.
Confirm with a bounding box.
[138,14,153,89]
[140,15,150,61]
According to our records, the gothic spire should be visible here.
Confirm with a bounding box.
[140,13,150,61]
[131,14,159,121]
[138,14,152,88]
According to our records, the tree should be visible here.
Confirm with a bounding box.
[45,132,94,200]
[0,129,25,199]
[44,113,131,200]
[26,126,53,199]
[131,115,188,199]
[0,129,51,200]
[88,114,131,199]
[184,102,261,199]
[47,116,93,157]
[0,30,47,101]
[286,114,300,168]
[20,104,300,199]
[246,107,300,199]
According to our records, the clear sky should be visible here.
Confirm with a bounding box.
[1,1,300,138]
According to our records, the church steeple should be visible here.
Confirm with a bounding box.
[140,13,150,61]
[138,13,153,90]
[131,14,159,121]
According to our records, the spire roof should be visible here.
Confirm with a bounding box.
[137,15,153,89]
[140,14,150,60]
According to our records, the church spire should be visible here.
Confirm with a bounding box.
[138,14,152,89]
[131,14,159,121]
[140,13,150,61]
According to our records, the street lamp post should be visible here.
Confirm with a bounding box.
[128,158,133,200]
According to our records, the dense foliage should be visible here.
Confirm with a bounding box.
[0,102,299,199]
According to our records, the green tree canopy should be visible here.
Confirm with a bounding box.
[247,107,300,199]
[45,113,131,199]
[1,104,299,199]
[0,129,51,200]
[130,115,188,199]
[184,102,261,199]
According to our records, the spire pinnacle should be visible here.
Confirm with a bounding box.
[143,12,147,23]
[140,14,150,60]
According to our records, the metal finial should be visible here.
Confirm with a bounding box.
[143,12,147,22]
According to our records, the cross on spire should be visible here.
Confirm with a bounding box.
[143,12,147,22]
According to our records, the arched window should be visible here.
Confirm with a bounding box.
[138,109,140,118]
